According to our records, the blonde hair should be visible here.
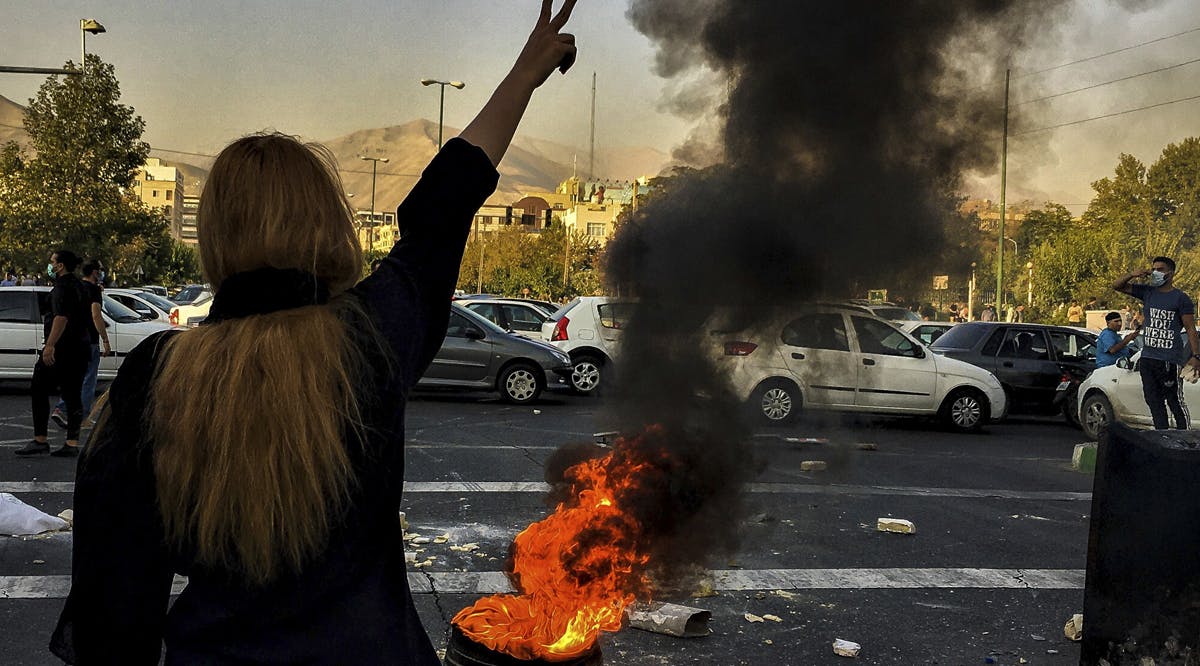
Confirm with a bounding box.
[147,133,370,584]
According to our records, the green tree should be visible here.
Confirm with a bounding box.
[0,55,182,283]
[459,220,600,300]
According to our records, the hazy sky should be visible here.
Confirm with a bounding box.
[4,1,1200,212]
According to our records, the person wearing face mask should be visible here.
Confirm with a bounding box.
[15,250,92,457]
[1113,256,1200,429]
[50,259,111,430]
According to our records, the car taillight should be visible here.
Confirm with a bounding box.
[724,341,758,356]
[1061,372,1072,383]
[552,316,569,341]
[169,309,179,326]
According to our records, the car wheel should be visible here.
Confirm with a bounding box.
[940,387,988,433]
[499,363,543,405]
[751,379,800,426]
[570,354,603,395]
[1081,392,1113,441]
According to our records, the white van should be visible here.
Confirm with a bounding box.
[0,286,174,380]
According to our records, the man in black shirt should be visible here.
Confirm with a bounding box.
[16,249,92,457]
[50,258,110,429]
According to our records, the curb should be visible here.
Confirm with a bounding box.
[1072,442,1097,473]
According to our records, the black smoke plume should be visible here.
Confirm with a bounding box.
[560,1,1069,588]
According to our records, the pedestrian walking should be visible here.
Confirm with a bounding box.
[1112,256,1200,429]
[1096,311,1138,369]
[50,259,110,429]
[15,250,92,457]
[50,2,579,663]
[1067,300,1083,324]
[980,304,995,322]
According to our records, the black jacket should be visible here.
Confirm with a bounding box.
[50,138,498,665]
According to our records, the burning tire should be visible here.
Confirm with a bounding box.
[1081,392,1112,441]
[569,354,603,395]
[751,379,800,426]
[499,363,543,404]
[939,387,988,432]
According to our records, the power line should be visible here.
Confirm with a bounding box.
[1014,26,1200,81]
[1012,92,1200,136]
[1013,57,1200,107]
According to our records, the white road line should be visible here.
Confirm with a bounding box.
[0,568,1084,599]
[0,480,1091,500]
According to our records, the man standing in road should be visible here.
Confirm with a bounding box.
[1096,311,1139,369]
[50,259,110,429]
[1113,256,1200,429]
[14,250,92,457]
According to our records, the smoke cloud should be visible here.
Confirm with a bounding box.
[576,1,1071,586]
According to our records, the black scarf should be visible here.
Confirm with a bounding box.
[205,267,330,322]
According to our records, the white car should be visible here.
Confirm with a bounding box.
[713,306,1007,431]
[170,294,213,328]
[105,288,179,325]
[0,286,174,380]
[540,296,634,395]
[1076,350,1200,439]
[457,298,553,341]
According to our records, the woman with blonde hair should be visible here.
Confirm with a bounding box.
[50,2,577,663]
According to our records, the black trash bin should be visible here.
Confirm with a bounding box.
[1082,422,1200,664]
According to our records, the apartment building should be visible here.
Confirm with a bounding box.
[135,158,184,239]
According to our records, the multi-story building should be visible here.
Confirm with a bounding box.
[135,158,184,239]
[355,210,396,254]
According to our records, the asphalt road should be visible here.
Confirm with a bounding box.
[0,384,1094,665]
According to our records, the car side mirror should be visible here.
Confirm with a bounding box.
[1116,357,1130,370]
[465,328,485,341]
[913,345,926,359]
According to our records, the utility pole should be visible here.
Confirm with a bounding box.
[996,69,1010,313]
[589,72,596,179]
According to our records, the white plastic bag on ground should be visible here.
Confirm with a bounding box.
[0,493,68,535]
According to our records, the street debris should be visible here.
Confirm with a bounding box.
[786,437,828,444]
[876,518,916,534]
[1064,613,1083,641]
[625,602,711,637]
[770,590,797,600]
[762,614,782,623]
[593,431,619,447]
[449,543,480,552]
[532,409,541,415]
[692,577,718,598]
[398,511,409,531]
[0,493,69,536]
[832,638,861,657]
[57,509,73,526]
[856,442,878,451]
[800,460,828,472]
[744,613,764,623]
[432,533,450,544]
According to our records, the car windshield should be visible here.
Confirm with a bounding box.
[454,305,508,334]
[102,295,144,323]
[930,323,991,350]
[135,291,176,312]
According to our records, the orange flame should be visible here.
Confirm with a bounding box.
[452,432,665,661]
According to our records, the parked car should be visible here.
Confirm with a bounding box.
[712,305,1006,431]
[929,322,1097,424]
[1076,349,1200,440]
[899,321,957,346]
[106,288,178,324]
[418,304,573,404]
[137,285,169,297]
[170,294,213,328]
[831,301,922,322]
[541,296,634,395]
[171,284,212,305]
[458,298,552,340]
[0,286,173,380]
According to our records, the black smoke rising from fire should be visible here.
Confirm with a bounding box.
[549,1,1069,589]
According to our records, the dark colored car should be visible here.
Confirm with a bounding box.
[459,299,551,339]
[930,322,1097,423]
[417,304,573,404]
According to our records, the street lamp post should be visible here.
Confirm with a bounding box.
[419,79,465,150]
[968,261,977,321]
[357,156,389,250]
[80,19,106,72]
[1026,261,1034,307]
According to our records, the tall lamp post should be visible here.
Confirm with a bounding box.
[1026,261,1034,307]
[80,19,106,72]
[968,261,977,321]
[357,155,388,250]
[419,79,465,150]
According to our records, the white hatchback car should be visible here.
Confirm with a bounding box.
[1076,350,1200,439]
[713,306,1007,431]
[541,296,634,395]
[0,286,174,380]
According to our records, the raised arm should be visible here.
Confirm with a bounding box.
[1113,267,1150,295]
[459,0,578,166]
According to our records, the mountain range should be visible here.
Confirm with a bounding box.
[0,94,670,210]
